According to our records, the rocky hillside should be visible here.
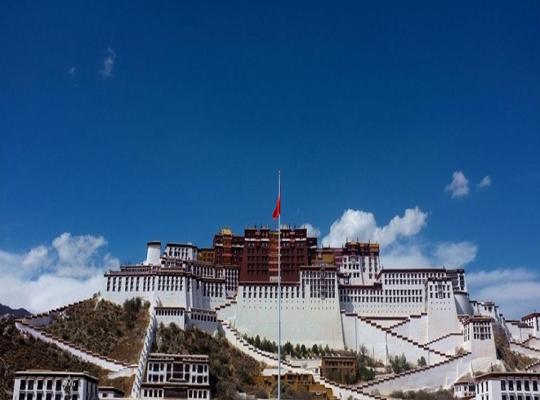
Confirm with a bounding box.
[154,323,264,400]
[0,315,103,400]
[45,297,149,364]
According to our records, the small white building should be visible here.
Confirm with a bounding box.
[164,243,198,262]
[475,372,540,400]
[523,312,540,338]
[453,375,476,399]
[12,371,99,400]
[141,353,210,400]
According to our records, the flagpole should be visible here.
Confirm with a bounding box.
[277,170,282,400]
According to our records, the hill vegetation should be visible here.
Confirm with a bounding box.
[45,297,149,363]
[494,325,537,370]
[388,389,454,400]
[0,315,133,400]
[154,323,264,400]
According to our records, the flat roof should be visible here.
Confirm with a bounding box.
[148,353,209,361]
[475,372,540,381]
[15,371,98,382]
[522,312,540,320]
[165,243,197,248]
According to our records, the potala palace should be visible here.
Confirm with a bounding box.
[14,227,540,400]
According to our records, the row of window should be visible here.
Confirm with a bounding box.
[19,393,76,400]
[340,296,424,303]
[501,395,540,400]
[500,379,539,391]
[20,380,78,392]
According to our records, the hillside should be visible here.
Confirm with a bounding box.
[0,316,134,400]
[494,325,537,370]
[0,304,31,318]
[44,297,149,364]
[154,323,271,400]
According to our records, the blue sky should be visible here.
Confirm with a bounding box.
[1,1,539,315]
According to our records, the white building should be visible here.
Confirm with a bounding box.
[141,353,210,400]
[12,371,99,400]
[475,372,540,400]
[523,312,540,338]
[164,243,198,262]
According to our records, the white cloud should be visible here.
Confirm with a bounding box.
[478,175,492,189]
[445,171,469,198]
[467,268,540,319]
[0,233,118,312]
[321,207,427,248]
[381,244,433,268]
[0,273,104,314]
[22,245,50,269]
[99,47,116,78]
[380,241,478,269]
[434,241,477,267]
[68,66,76,76]
[374,208,428,247]
[301,223,321,238]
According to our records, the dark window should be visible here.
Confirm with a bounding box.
[518,381,522,391]
[534,381,538,391]
[502,380,507,390]
[20,381,26,390]
[46,394,52,400]
[28,381,34,390]
[526,381,530,391]
[55,381,61,391]
[46,381,52,391]
[37,381,43,390]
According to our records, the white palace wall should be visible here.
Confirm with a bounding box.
[234,283,345,350]
[103,274,227,310]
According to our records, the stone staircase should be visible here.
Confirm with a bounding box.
[131,299,158,398]
[510,340,540,358]
[355,350,472,395]
[15,319,133,372]
[217,318,388,400]
[353,314,451,361]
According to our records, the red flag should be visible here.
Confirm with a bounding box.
[272,193,281,219]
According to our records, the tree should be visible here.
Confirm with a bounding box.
[311,344,319,355]
[283,341,293,355]
[389,354,411,374]
[418,356,427,367]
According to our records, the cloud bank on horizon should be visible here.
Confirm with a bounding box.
[0,233,117,313]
